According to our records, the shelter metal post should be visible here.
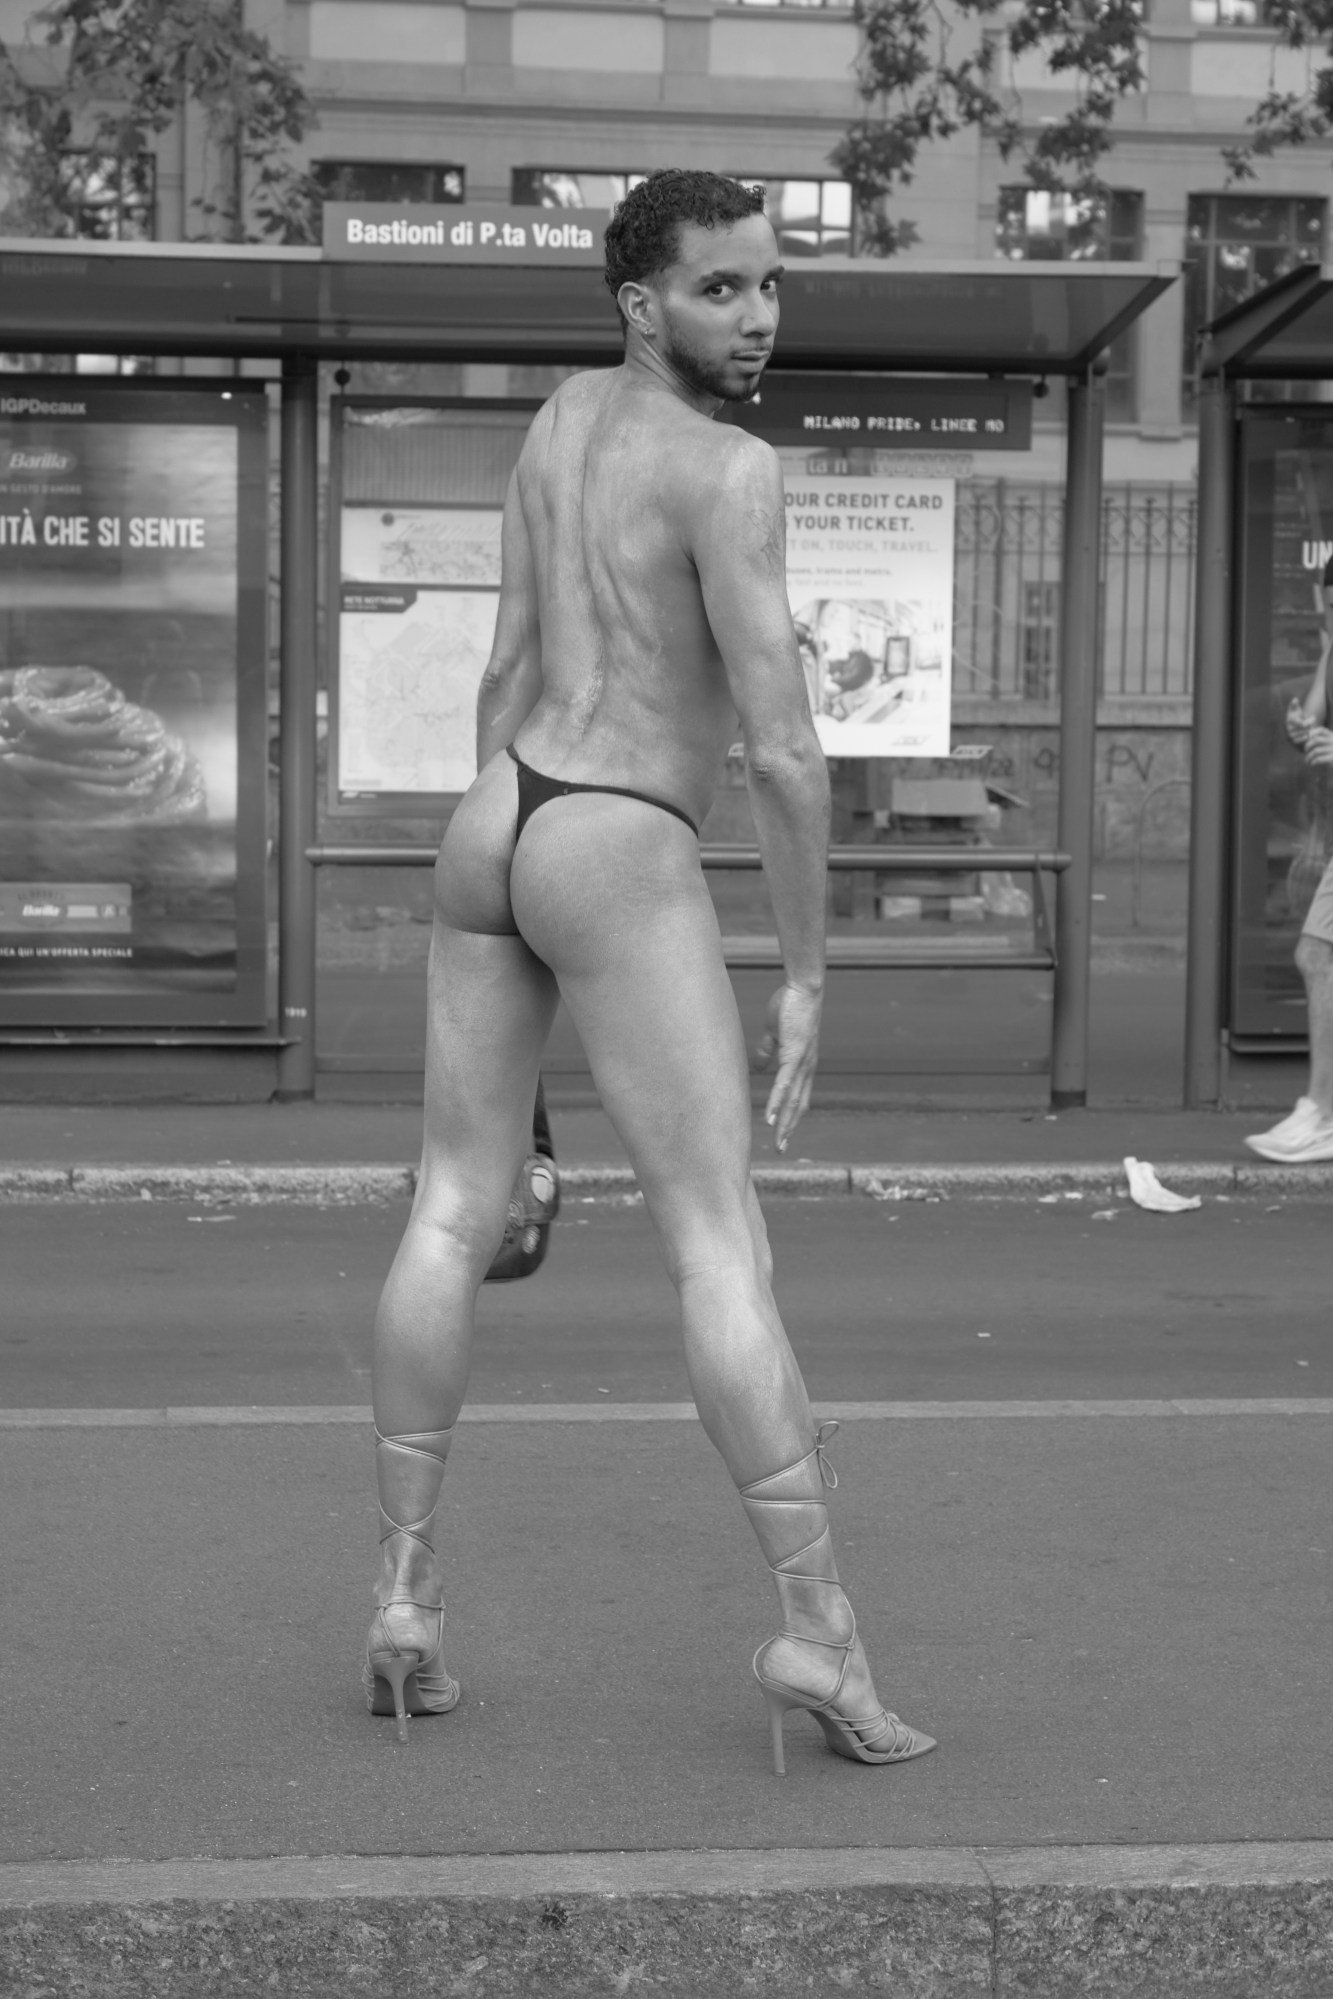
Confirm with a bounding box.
[277,355,319,1100]
[1050,359,1106,1108]
[1183,369,1235,1108]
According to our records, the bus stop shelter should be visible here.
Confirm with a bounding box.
[0,235,1174,1104]
[1187,261,1333,1106]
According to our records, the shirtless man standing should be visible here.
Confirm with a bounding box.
[363,170,934,1776]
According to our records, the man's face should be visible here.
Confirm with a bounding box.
[649,213,782,403]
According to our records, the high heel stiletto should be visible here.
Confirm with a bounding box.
[740,1422,936,1777]
[364,1426,460,1740]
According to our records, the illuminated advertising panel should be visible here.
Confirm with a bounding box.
[1232,408,1333,1040]
[0,381,268,1024]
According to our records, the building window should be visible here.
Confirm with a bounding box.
[313,162,465,205]
[1182,194,1325,408]
[56,152,155,240]
[512,171,646,209]
[1190,0,1259,21]
[995,187,1142,423]
[514,169,853,257]
[739,177,852,257]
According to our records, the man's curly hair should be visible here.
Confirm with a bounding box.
[603,170,766,321]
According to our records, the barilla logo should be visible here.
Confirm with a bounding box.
[7,448,76,472]
[0,397,87,417]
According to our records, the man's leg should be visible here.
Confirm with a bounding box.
[1298,934,1333,1115]
[512,799,930,1757]
[1247,865,1333,1158]
[369,915,557,1704]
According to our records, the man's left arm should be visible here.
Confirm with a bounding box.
[476,470,542,768]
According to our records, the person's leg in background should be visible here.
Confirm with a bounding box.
[1248,864,1333,1161]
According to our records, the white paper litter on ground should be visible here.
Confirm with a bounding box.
[1123,1157,1202,1214]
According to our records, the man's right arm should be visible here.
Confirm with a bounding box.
[692,434,831,1144]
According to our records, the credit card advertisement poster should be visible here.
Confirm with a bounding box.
[0,383,268,1025]
[785,474,954,757]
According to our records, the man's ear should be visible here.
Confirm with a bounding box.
[618,279,655,340]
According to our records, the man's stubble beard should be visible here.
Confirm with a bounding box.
[660,311,765,404]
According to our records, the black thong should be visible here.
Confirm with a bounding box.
[507,743,698,843]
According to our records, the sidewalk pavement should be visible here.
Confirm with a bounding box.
[2,1098,1331,1198]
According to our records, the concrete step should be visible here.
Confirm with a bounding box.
[5,1844,1332,1997]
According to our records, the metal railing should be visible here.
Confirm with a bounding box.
[954,481,1197,702]
[308,843,1068,956]
[307,842,1070,1077]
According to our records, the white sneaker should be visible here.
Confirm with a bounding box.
[1246,1100,1333,1162]
[1268,1114,1333,1163]
[1245,1097,1320,1159]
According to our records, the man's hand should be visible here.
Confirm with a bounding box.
[1287,697,1314,747]
[754,982,822,1152]
[1304,725,1333,768]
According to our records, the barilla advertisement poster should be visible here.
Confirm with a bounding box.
[784,473,955,757]
[0,382,268,1024]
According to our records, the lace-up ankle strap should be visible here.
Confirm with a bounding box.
[773,1604,858,1658]
[375,1424,456,1551]
[738,1420,840,1502]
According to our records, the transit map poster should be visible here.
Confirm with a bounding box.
[330,399,537,811]
[784,473,954,757]
[1232,409,1333,1039]
[0,381,268,1025]
[336,504,501,799]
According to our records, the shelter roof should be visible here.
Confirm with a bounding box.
[1198,261,1333,379]
[0,238,1175,375]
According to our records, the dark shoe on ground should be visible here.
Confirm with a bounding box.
[485,1153,561,1282]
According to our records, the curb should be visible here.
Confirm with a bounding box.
[3,1843,1332,1998]
[1,1159,1331,1202]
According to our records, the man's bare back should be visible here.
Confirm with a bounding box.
[509,368,776,823]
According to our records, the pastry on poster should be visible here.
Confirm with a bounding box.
[0,666,207,823]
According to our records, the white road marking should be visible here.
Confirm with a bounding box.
[2,1398,1332,1429]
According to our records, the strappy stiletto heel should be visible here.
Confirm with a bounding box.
[740,1422,936,1777]
[365,1425,461,1741]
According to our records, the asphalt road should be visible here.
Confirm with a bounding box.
[5,1193,1330,1868]
[5,1192,1328,1409]
[3,1412,1332,1860]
